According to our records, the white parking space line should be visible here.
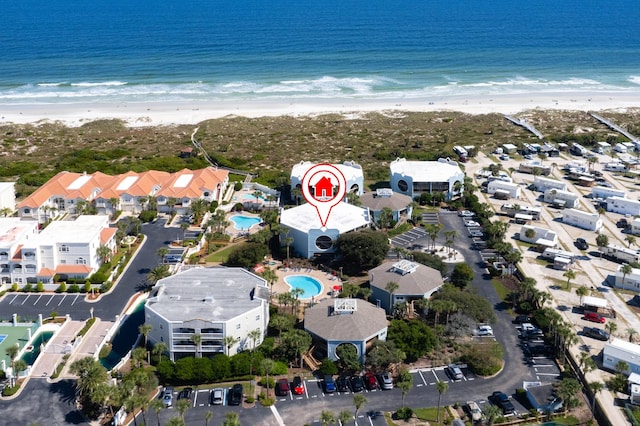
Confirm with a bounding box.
[21,295,31,305]
[71,294,80,305]
[58,294,67,306]
[9,294,19,304]
[304,384,309,399]
[431,370,439,384]
[34,294,43,305]
[45,295,54,306]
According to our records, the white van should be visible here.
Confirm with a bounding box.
[604,163,627,172]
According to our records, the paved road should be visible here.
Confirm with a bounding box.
[0,217,177,322]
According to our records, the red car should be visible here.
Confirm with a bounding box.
[292,376,305,395]
[364,372,378,390]
[584,312,606,324]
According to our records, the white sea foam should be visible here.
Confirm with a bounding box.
[71,81,128,87]
[629,76,640,85]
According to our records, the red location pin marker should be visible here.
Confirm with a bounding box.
[301,164,347,229]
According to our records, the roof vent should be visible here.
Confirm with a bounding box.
[375,188,393,198]
[334,299,357,315]
[392,259,418,275]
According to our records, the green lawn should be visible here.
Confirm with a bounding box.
[205,243,240,263]
[413,407,449,424]
[491,278,511,302]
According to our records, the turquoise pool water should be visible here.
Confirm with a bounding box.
[20,331,54,365]
[230,215,261,230]
[284,275,323,299]
[242,193,265,201]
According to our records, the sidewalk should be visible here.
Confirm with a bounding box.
[30,320,84,378]
[59,318,115,379]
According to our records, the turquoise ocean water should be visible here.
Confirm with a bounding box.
[1,0,640,107]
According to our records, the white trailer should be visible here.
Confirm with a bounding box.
[533,176,568,192]
[543,189,580,208]
[603,244,640,264]
[562,208,603,231]
[501,203,541,220]
[592,186,626,200]
[607,196,640,216]
[488,180,521,199]
[540,248,576,262]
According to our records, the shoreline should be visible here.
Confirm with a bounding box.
[2,90,640,127]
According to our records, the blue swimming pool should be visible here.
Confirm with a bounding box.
[242,193,265,201]
[284,275,323,299]
[230,215,261,230]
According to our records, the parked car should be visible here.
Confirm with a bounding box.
[275,378,290,396]
[446,365,463,381]
[523,343,552,357]
[162,387,174,407]
[458,210,475,217]
[520,323,538,332]
[378,371,393,390]
[584,312,606,324]
[350,375,365,393]
[323,375,336,393]
[466,401,483,422]
[177,387,193,402]
[364,372,378,390]
[583,326,610,341]
[210,388,224,405]
[513,315,532,324]
[292,376,305,395]
[336,376,350,393]
[464,220,481,228]
[490,391,516,415]
[520,329,544,340]
[229,384,243,406]
[477,325,494,336]
[575,238,589,250]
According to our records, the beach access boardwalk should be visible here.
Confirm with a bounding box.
[504,115,545,139]
[58,319,115,379]
[590,112,639,142]
[29,320,84,378]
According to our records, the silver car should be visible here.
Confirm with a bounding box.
[378,372,393,390]
[162,387,173,407]
[210,388,224,405]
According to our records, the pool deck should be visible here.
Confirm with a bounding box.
[224,212,264,239]
[272,265,342,304]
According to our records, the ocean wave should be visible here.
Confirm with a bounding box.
[1,75,638,104]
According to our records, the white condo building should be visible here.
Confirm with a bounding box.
[389,157,464,200]
[145,267,270,361]
[0,215,116,285]
[280,202,370,259]
[290,161,365,199]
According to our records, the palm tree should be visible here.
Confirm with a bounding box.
[385,281,399,315]
[261,268,278,298]
[176,398,191,423]
[589,381,604,420]
[150,398,164,426]
[222,336,239,356]
[69,356,109,402]
[282,227,294,265]
[629,328,638,343]
[605,322,618,341]
[626,235,637,248]
[147,264,171,286]
[5,344,19,382]
[575,285,589,305]
[396,369,413,407]
[621,263,634,290]
[166,197,178,214]
[261,358,275,397]
[96,244,113,265]
[596,233,609,257]
[320,410,335,426]
[436,381,448,422]
[180,222,189,243]
[204,410,213,426]
[353,394,367,422]
[152,341,167,363]
[191,333,202,357]
[484,404,503,426]
[139,324,152,363]
[291,287,305,315]
[156,247,169,263]
[424,223,442,251]
[166,417,185,426]
[222,412,241,426]
[338,410,352,426]
[563,269,576,290]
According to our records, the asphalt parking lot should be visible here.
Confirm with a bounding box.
[2,293,85,318]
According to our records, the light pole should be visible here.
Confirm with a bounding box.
[90,307,94,319]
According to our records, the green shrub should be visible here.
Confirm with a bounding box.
[100,281,113,293]
[67,284,81,293]
[11,283,18,292]
[246,395,255,403]
[395,406,413,420]
[258,392,274,406]
[139,210,158,223]
[83,281,92,293]
[234,182,242,191]
[2,382,22,396]
[89,272,108,284]
[36,282,44,292]
[22,283,33,293]
[77,318,96,337]
[56,282,67,293]
[461,341,504,376]
[258,377,275,388]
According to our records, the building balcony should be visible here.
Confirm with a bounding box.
[171,345,196,351]
[172,332,196,339]
[201,332,223,339]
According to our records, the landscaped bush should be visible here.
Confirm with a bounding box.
[395,407,413,420]
[67,284,81,293]
[56,282,67,293]
[2,383,21,396]
[100,281,113,293]
[461,341,503,376]
[77,318,96,337]
[89,272,108,284]
[22,283,33,293]
[139,210,157,223]
[258,377,275,388]
[36,282,44,292]
[11,283,18,292]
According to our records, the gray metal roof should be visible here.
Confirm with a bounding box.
[146,267,268,322]
[369,261,443,296]
[304,298,387,341]
[359,190,412,212]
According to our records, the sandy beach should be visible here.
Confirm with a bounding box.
[2,90,640,127]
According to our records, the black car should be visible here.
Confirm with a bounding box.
[575,238,589,250]
[523,343,552,357]
[490,391,516,415]
[177,387,193,402]
[519,329,545,340]
[583,326,610,341]
[350,375,365,393]
[513,315,532,324]
[229,384,243,406]
[336,376,350,393]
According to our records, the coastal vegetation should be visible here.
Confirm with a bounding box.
[3,109,640,198]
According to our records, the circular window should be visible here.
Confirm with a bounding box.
[315,235,333,250]
[397,179,409,192]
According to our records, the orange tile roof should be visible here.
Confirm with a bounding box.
[11,245,23,262]
[38,267,55,277]
[17,168,228,209]
[100,227,117,245]
[55,264,93,274]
